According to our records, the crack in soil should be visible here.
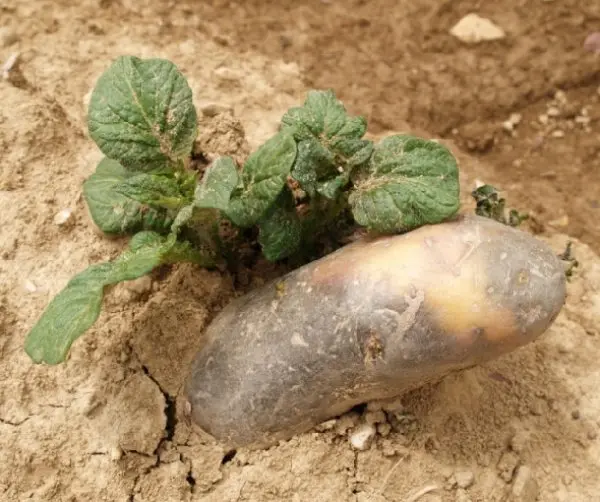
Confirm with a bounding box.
[127,342,179,455]
[128,473,141,502]
[123,448,156,459]
[0,416,30,427]
[124,354,200,495]
[140,365,177,448]
[350,448,359,499]
[186,464,197,492]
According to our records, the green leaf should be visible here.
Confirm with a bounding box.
[88,56,197,172]
[114,173,188,210]
[24,231,213,365]
[291,138,336,197]
[83,158,174,235]
[317,172,350,199]
[24,266,107,365]
[226,131,297,227]
[170,204,195,234]
[258,187,301,261]
[349,135,460,233]
[194,156,239,211]
[164,237,214,266]
[282,90,373,198]
[130,231,213,266]
[129,230,164,251]
[472,184,528,227]
[166,157,239,236]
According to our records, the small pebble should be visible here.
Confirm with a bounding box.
[365,410,386,425]
[235,451,249,466]
[367,400,384,411]
[199,102,234,117]
[110,446,123,461]
[213,66,243,81]
[497,451,520,483]
[551,130,565,138]
[314,419,337,432]
[445,475,457,490]
[377,422,392,437]
[81,392,103,416]
[455,470,475,489]
[380,439,401,457]
[450,13,506,43]
[53,208,73,226]
[512,466,539,502]
[549,215,569,228]
[502,113,522,133]
[509,112,522,125]
[547,106,561,117]
[554,90,567,104]
[24,280,37,293]
[583,32,600,54]
[441,467,454,479]
[455,489,472,502]
[335,411,360,435]
[124,276,153,296]
[2,52,18,79]
[0,27,19,47]
[509,430,528,453]
[502,120,515,132]
[528,398,545,416]
[349,423,376,451]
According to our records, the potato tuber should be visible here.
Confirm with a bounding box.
[184,214,566,448]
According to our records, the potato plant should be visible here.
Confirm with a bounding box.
[25,55,462,365]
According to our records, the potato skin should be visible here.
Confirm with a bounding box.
[184,215,566,448]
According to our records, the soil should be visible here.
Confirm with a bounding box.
[1,1,599,501]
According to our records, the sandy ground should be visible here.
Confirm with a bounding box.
[1,1,600,501]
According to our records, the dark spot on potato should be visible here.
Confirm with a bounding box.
[362,330,385,364]
[471,327,485,339]
[517,269,529,285]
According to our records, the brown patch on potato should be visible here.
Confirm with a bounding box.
[424,264,518,346]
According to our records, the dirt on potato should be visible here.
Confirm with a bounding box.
[1,1,599,501]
